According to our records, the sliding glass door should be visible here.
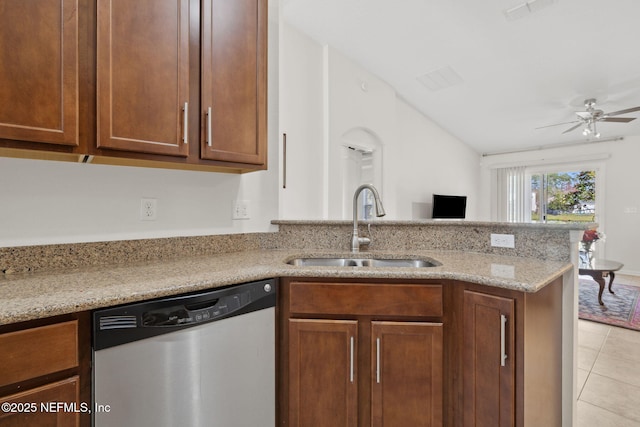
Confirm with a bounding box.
[530,170,596,223]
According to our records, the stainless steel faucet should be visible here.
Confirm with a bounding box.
[351,184,386,252]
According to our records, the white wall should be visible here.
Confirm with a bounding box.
[278,23,325,219]
[392,98,482,220]
[0,158,270,246]
[279,24,482,221]
[480,136,640,274]
[0,2,281,248]
[325,47,397,218]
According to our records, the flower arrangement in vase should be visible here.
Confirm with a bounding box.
[580,228,605,263]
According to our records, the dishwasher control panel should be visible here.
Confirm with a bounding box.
[93,278,276,351]
[142,291,251,326]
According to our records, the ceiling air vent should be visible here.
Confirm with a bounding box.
[504,0,556,21]
[417,66,464,92]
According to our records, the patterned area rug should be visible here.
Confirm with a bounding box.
[579,278,640,331]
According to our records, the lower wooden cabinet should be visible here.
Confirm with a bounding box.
[0,313,91,427]
[462,290,515,427]
[279,277,563,427]
[371,321,442,427]
[457,280,563,427]
[289,319,358,427]
[0,377,80,427]
[280,279,444,427]
[288,318,443,427]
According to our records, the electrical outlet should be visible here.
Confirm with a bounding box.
[140,198,158,221]
[232,200,250,220]
[490,233,515,248]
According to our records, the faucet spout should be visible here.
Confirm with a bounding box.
[351,184,385,252]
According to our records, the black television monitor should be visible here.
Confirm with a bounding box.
[432,194,467,219]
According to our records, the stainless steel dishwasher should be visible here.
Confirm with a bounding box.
[92,278,276,427]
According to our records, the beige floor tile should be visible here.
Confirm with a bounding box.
[577,401,640,427]
[577,368,590,397]
[618,274,640,287]
[579,319,611,336]
[592,351,640,388]
[608,326,640,344]
[579,329,608,351]
[578,346,599,371]
[601,334,640,361]
[580,373,640,422]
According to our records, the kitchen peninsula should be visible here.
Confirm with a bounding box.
[0,221,587,426]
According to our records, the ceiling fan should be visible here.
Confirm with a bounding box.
[537,98,640,137]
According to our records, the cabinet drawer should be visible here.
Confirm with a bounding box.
[289,282,443,317]
[0,320,78,387]
[0,376,80,426]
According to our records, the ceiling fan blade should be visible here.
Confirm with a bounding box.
[575,111,592,119]
[600,117,636,123]
[535,120,579,130]
[605,106,640,116]
[562,123,583,134]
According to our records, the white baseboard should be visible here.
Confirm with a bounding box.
[619,269,640,277]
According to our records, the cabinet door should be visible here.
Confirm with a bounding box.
[463,290,515,427]
[0,377,80,427]
[371,321,443,427]
[96,0,190,156]
[289,319,358,427]
[201,0,266,165]
[0,0,78,146]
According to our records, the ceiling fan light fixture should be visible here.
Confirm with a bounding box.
[537,97,640,137]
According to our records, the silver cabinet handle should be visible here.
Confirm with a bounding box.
[282,133,287,189]
[350,336,355,383]
[500,314,508,367]
[182,102,189,144]
[376,337,381,384]
[206,107,212,147]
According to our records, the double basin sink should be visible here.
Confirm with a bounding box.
[287,256,440,268]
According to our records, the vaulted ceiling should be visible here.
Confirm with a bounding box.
[283,0,640,155]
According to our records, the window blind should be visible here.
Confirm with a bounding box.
[496,166,527,222]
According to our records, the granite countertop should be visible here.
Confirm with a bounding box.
[0,248,572,325]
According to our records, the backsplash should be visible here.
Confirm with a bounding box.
[1,220,588,275]
[0,233,277,275]
[272,220,589,262]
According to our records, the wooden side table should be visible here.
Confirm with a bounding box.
[579,258,624,305]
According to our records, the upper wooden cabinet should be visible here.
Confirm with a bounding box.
[201,0,267,165]
[96,0,190,157]
[95,0,266,168]
[0,0,267,172]
[0,0,79,147]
